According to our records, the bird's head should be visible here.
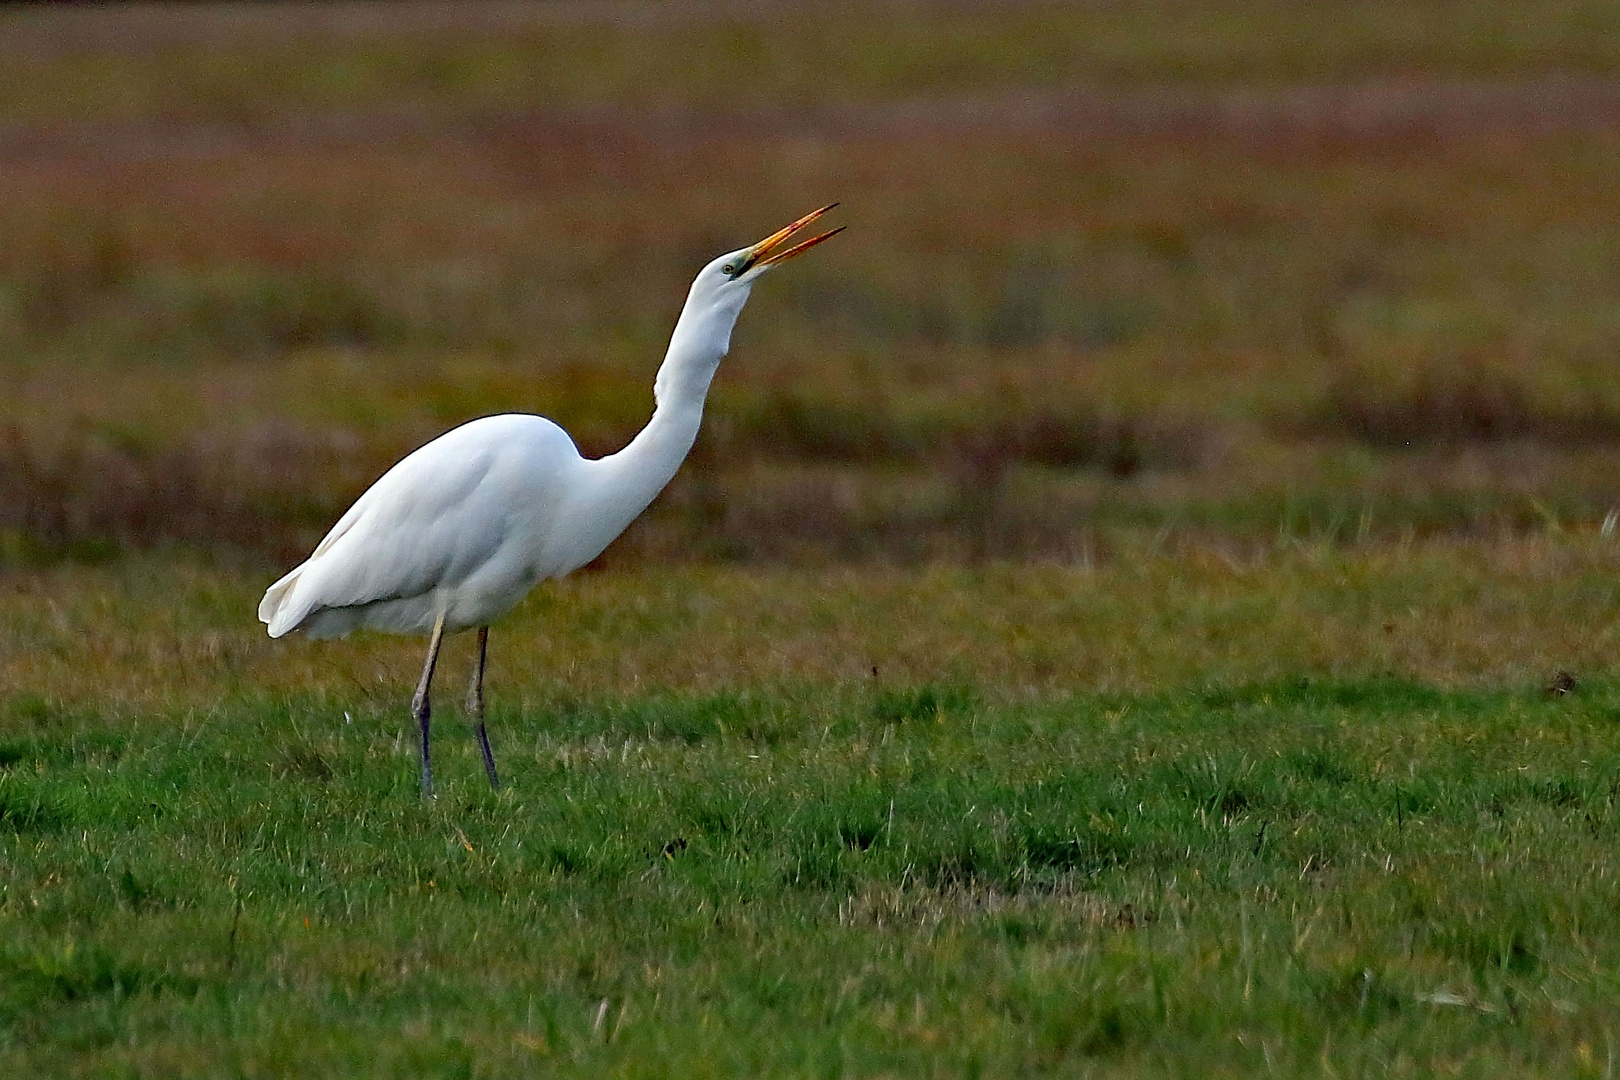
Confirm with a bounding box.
[659,205,844,397]
[697,204,845,296]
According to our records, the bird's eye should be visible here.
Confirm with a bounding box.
[722,263,736,277]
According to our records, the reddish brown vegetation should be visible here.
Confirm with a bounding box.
[2,3,1619,566]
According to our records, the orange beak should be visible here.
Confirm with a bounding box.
[740,204,845,272]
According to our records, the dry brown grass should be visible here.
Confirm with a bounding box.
[1319,355,1620,446]
[1,2,1618,565]
[3,532,1617,711]
[7,0,1619,123]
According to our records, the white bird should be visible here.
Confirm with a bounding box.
[259,205,844,796]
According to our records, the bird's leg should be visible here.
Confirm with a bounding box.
[411,613,447,798]
[466,626,500,790]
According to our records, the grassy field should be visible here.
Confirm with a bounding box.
[4,1,1620,564]
[6,1,1620,1075]
[4,537,1620,1076]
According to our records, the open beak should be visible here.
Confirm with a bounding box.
[740,204,845,273]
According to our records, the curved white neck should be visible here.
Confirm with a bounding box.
[580,280,751,525]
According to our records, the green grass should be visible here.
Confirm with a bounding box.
[4,674,1620,1076]
[4,544,1620,1076]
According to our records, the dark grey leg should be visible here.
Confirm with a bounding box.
[411,613,447,798]
[466,626,500,790]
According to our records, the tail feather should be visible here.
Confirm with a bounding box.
[259,564,309,638]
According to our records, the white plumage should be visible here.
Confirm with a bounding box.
[262,413,590,640]
[259,205,843,795]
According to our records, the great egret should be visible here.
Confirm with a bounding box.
[259,205,844,796]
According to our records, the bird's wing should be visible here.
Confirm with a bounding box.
[263,419,564,636]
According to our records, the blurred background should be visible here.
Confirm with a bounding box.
[2,0,1618,571]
